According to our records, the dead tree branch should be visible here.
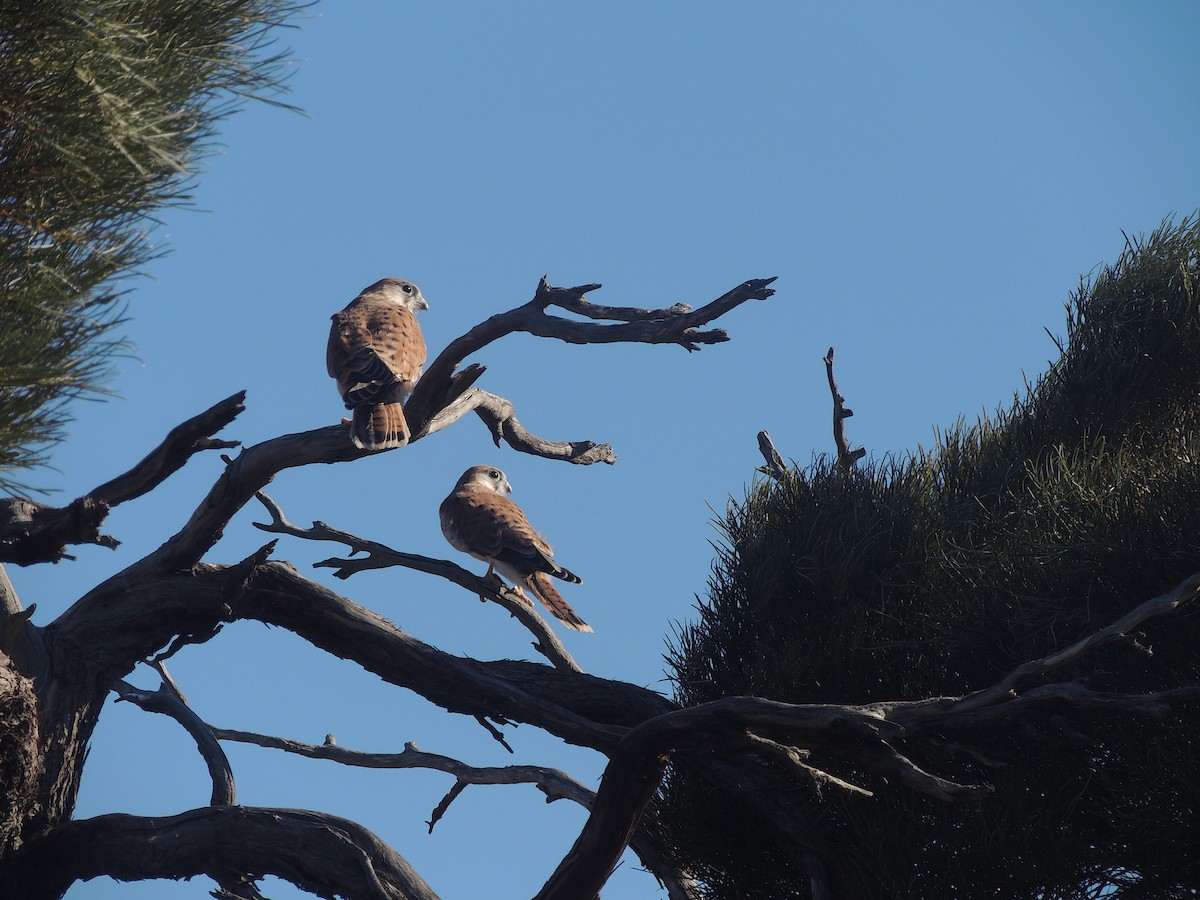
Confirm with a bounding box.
[424,388,617,465]
[403,277,778,437]
[112,662,236,807]
[251,491,583,673]
[954,572,1200,712]
[4,806,440,900]
[534,697,989,900]
[51,558,669,752]
[45,551,1200,900]
[212,730,593,805]
[756,430,789,481]
[824,348,864,471]
[0,392,245,566]
[206,728,698,898]
[80,278,773,576]
[129,413,611,579]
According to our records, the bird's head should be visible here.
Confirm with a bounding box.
[456,464,512,495]
[363,277,430,312]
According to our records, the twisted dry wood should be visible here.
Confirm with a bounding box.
[5,806,440,900]
[824,347,864,471]
[0,391,245,566]
[251,490,583,673]
[208,728,697,896]
[403,276,778,437]
[113,662,236,807]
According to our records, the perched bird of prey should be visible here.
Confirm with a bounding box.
[326,277,428,451]
[440,465,592,632]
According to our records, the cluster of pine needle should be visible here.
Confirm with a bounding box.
[0,1,300,494]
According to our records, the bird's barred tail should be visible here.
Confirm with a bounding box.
[351,402,409,451]
[527,572,592,632]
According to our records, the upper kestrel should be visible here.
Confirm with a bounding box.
[326,277,428,450]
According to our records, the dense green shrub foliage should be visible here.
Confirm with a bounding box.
[664,215,1200,899]
[0,0,298,493]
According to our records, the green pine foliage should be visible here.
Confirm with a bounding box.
[663,214,1200,899]
[0,0,300,494]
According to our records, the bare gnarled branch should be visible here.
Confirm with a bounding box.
[535,572,1200,898]
[113,662,237,807]
[5,806,439,900]
[824,347,864,471]
[251,491,584,673]
[0,391,245,566]
[206,728,699,898]
[424,389,616,466]
[949,572,1200,715]
[212,730,595,816]
[404,276,778,437]
[82,277,773,576]
[535,696,984,900]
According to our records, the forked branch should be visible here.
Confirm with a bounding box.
[404,276,778,436]
[756,430,789,481]
[251,491,583,673]
[205,729,697,898]
[113,661,236,807]
[0,391,245,566]
[947,572,1200,715]
[85,276,773,575]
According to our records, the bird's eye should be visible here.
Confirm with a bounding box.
[402,284,413,294]
[488,469,500,479]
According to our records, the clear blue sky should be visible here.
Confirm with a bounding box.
[12,3,1197,898]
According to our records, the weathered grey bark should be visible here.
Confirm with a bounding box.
[4,807,440,900]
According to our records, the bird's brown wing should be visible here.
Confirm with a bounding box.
[441,486,580,584]
[327,297,426,405]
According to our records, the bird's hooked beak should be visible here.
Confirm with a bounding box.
[501,476,513,494]
[416,294,430,311]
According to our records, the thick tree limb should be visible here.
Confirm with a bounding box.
[3,806,439,900]
[0,392,245,566]
[534,697,988,900]
[0,496,116,566]
[907,682,1200,736]
[251,490,583,673]
[52,559,671,752]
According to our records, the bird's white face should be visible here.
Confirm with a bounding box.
[464,465,512,495]
[376,277,429,312]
